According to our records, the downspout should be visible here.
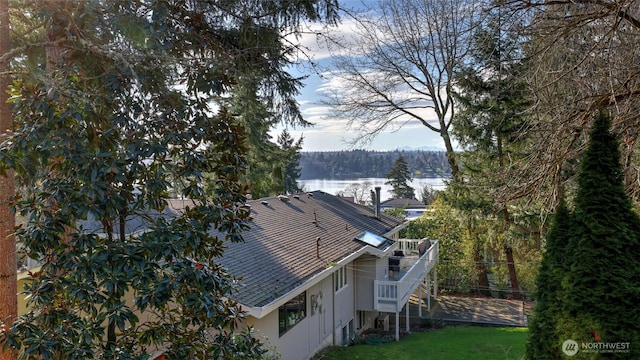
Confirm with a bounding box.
[332,272,336,346]
[353,263,357,336]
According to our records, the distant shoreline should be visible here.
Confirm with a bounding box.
[299,175,448,180]
[298,177,446,201]
[300,149,451,180]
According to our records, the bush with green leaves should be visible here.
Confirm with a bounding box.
[399,199,472,292]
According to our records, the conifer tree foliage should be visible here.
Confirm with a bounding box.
[0,0,338,359]
[528,111,640,359]
[385,155,415,199]
[277,129,303,195]
[227,79,285,198]
[526,198,573,360]
[555,111,640,358]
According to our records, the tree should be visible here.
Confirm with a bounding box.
[277,129,303,194]
[555,111,640,358]
[322,0,483,181]
[385,155,415,199]
[526,198,572,359]
[498,0,640,208]
[338,182,372,204]
[383,207,406,220]
[0,1,339,358]
[399,198,470,293]
[450,2,534,300]
[419,184,438,205]
[228,78,283,198]
[0,0,16,359]
[298,150,452,180]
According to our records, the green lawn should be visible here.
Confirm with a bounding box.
[312,326,528,360]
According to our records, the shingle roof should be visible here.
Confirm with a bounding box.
[77,191,403,309]
[218,191,403,307]
[380,197,425,209]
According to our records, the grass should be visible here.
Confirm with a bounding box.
[312,326,528,360]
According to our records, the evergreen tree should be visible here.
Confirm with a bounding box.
[420,184,438,205]
[228,79,283,198]
[385,155,415,199]
[558,112,640,358]
[526,198,572,359]
[277,129,303,194]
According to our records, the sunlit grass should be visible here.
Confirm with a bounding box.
[312,326,528,360]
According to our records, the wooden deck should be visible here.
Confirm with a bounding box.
[374,240,438,313]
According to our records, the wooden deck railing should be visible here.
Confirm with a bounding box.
[374,239,438,313]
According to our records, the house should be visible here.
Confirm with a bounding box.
[219,190,438,360]
[16,190,439,360]
[379,197,428,219]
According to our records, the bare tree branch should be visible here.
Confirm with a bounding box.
[320,0,486,179]
[500,0,640,207]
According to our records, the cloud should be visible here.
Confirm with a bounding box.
[288,65,449,151]
[271,107,450,152]
[287,15,371,62]
[313,68,445,126]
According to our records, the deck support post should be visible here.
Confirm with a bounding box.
[434,264,438,299]
[395,312,400,341]
[418,280,423,318]
[427,275,431,311]
[405,302,410,333]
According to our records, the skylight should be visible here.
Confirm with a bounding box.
[355,231,394,250]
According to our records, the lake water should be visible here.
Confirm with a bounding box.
[299,177,447,201]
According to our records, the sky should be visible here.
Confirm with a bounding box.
[270,1,449,152]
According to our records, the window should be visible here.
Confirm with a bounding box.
[278,292,306,336]
[341,319,355,345]
[334,266,347,292]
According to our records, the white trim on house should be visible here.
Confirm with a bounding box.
[240,226,406,319]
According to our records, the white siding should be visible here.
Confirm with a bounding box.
[247,278,335,360]
[355,255,376,311]
[245,254,403,359]
[333,264,355,346]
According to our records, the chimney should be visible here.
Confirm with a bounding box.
[374,186,381,219]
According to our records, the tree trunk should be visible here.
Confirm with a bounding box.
[0,0,17,359]
[504,245,521,300]
[499,207,521,300]
[472,241,491,297]
[441,130,460,181]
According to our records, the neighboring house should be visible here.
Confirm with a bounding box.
[380,198,427,220]
[16,190,439,360]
